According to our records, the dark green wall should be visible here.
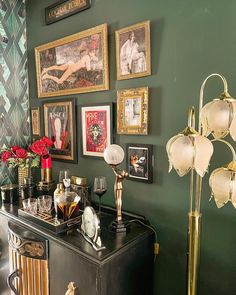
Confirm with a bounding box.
[26,0,236,294]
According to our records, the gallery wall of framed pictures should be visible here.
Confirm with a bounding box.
[32,11,154,182]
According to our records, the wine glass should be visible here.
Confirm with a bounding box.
[94,176,107,216]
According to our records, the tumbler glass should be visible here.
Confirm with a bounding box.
[38,195,52,213]
[22,198,38,215]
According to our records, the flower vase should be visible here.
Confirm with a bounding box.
[18,167,31,196]
[41,155,52,183]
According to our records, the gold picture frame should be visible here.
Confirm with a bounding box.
[115,20,151,80]
[43,99,77,162]
[117,87,149,135]
[35,23,109,98]
[31,107,41,136]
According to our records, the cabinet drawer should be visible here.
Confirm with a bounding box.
[49,240,99,295]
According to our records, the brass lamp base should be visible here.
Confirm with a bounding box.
[109,219,130,233]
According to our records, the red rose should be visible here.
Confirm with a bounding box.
[11,145,20,152]
[41,136,53,148]
[15,148,28,159]
[1,151,12,162]
[30,140,47,156]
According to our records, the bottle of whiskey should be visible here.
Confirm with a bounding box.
[54,183,64,219]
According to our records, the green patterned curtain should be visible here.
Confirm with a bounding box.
[0,0,29,184]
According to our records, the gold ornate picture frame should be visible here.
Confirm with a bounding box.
[35,23,109,98]
[117,87,149,135]
[31,107,41,136]
[115,20,151,80]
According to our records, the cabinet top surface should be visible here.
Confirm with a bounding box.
[0,204,154,264]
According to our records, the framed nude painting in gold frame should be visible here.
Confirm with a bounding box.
[115,20,151,80]
[35,23,109,98]
[117,87,149,135]
[43,99,77,163]
[31,107,41,136]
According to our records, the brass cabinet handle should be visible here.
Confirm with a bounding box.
[7,269,20,295]
[65,282,79,295]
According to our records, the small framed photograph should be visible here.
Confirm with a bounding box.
[35,23,109,98]
[115,20,151,80]
[126,143,153,183]
[80,103,113,158]
[45,0,90,25]
[31,107,41,136]
[117,86,149,135]
[43,99,77,162]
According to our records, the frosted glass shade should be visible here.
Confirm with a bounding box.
[209,162,236,208]
[104,144,124,165]
[166,132,213,177]
[200,98,236,140]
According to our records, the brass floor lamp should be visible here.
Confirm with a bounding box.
[166,73,236,295]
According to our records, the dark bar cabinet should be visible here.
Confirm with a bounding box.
[0,204,155,295]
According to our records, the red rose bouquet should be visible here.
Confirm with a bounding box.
[0,137,53,168]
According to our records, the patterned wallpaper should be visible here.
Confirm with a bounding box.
[0,0,29,184]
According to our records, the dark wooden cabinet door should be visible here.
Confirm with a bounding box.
[49,240,100,295]
[0,214,10,295]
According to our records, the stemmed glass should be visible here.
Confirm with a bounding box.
[94,176,107,216]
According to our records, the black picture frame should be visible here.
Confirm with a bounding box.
[126,143,153,183]
[79,102,113,159]
[45,0,91,25]
[43,98,77,163]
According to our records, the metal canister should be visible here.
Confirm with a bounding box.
[0,184,18,204]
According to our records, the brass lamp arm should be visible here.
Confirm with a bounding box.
[198,73,228,132]
[188,107,195,129]
[211,138,236,162]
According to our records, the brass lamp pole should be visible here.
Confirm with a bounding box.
[167,73,236,295]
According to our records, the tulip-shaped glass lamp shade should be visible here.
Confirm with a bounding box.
[104,144,125,166]
[209,161,236,209]
[166,127,214,177]
[200,94,236,140]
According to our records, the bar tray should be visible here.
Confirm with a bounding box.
[18,208,82,234]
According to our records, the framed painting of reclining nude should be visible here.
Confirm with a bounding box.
[43,99,77,162]
[35,23,109,98]
[115,20,151,80]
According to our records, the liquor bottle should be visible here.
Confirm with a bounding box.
[54,183,64,218]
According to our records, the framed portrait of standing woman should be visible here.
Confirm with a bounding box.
[35,23,109,98]
[115,20,151,80]
[43,99,77,162]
